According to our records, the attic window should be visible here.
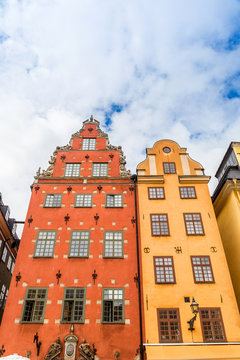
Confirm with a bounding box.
[163,147,171,153]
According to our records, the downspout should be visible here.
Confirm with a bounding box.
[131,174,144,360]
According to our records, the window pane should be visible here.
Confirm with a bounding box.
[82,138,96,150]
[149,187,165,199]
[22,288,47,323]
[102,288,124,323]
[69,231,90,257]
[62,288,85,323]
[75,194,92,207]
[65,163,81,177]
[35,231,56,257]
[92,163,108,176]
[104,232,123,257]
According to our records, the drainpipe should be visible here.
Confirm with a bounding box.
[131,174,144,360]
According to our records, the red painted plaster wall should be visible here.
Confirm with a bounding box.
[0,121,140,360]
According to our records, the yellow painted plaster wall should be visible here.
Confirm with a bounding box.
[137,140,240,360]
[215,187,240,311]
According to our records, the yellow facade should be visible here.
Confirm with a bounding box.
[213,142,240,312]
[137,140,240,360]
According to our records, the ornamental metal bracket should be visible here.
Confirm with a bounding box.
[92,270,97,284]
[94,213,99,225]
[131,216,136,227]
[64,213,70,224]
[33,333,42,357]
[56,270,62,284]
[35,185,40,193]
[28,215,33,227]
[16,272,21,287]
[67,185,72,193]
[174,246,182,254]
[0,345,5,357]
[97,185,102,193]
[129,185,134,194]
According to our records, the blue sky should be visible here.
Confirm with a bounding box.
[0,0,240,232]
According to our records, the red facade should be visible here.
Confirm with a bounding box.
[0,118,140,359]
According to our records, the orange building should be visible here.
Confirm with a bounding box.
[136,140,240,360]
[0,117,141,360]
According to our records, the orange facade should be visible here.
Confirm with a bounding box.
[0,119,140,360]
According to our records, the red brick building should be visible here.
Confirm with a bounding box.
[0,118,141,360]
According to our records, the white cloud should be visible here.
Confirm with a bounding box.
[0,0,240,235]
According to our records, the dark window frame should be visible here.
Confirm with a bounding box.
[148,187,165,200]
[163,162,176,174]
[183,213,205,236]
[191,256,215,283]
[68,230,90,258]
[179,186,197,199]
[157,308,182,343]
[44,194,62,208]
[105,194,123,208]
[74,194,93,208]
[64,163,81,177]
[199,307,227,342]
[21,288,48,323]
[61,287,86,324]
[150,214,170,236]
[101,288,125,324]
[82,138,96,150]
[92,163,109,177]
[34,230,57,258]
[103,231,124,258]
[154,256,176,284]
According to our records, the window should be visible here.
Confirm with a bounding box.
[11,261,15,274]
[200,308,226,342]
[184,213,204,235]
[7,255,12,270]
[34,231,57,257]
[92,163,108,177]
[21,288,48,323]
[1,247,7,263]
[61,288,86,323]
[157,308,182,342]
[103,231,123,258]
[65,163,81,177]
[191,256,214,283]
[75,194,92,207]
[106,194,123,207]
[154,257,175,284]
[69,231,90,258]
[102,288,124,323]
[151,214,169,236]
[179,187,196,199]
[44,194,62,207]
[163,162,176,174]
[82,138,96,150]
[148,187,165,199]
[0,285,6,309]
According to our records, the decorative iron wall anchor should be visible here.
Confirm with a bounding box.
[56,270,62,284]
[97,185,102,193]
[67,185,72,193]
[174,246,182,254]
[64,213,70,224]
[0,345,5,357]
[35,185,40,193]
[28,215,33,226]
[33,332,42,357]
[94,213,99,225]
[131,216,136,227]
[16,272,21,287]
[92,270,97,284]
